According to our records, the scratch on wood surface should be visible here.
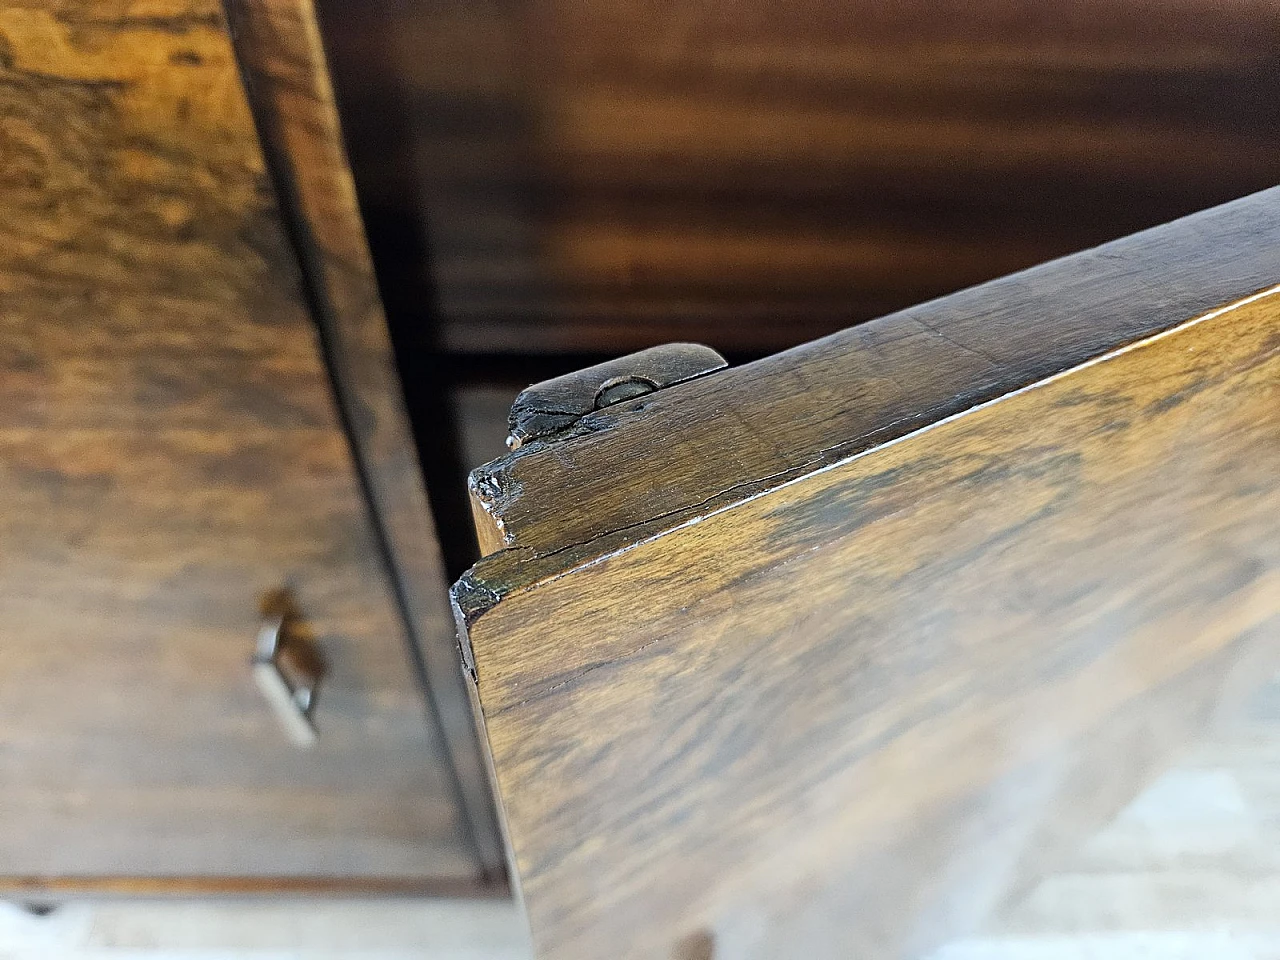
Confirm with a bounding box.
[458,281,1280,648]
[911,315,1007,372]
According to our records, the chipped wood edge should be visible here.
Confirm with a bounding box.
[462,188,1280,564]
[454,281,1280,642]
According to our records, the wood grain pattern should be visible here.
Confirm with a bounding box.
[317,0,1280,354]
[222,0,505,879]
[466,189,1280,566]
[0,0,477,882]
[457,194,1280,956]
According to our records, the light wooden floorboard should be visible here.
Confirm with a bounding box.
[0,898,531,960]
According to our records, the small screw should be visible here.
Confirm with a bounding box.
[595,377,658,409]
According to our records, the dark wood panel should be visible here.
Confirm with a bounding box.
[223,0,505,880]
[317,0,1280,354]
[456,192,1280,956]
[0,0,478,880]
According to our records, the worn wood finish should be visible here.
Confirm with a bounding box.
[222,0,504,879]
[317,0,1280,355]
[0,0,478,882]
[457,192,1280,956]
[466,189,1280,564]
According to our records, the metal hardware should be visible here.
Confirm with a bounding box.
[251,593,325,747]
[507,343,727,449]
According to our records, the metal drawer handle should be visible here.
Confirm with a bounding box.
[251,592,325,748]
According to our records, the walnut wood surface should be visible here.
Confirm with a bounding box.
[457,194,1280,956]
[223,0,504,879]
[0,0,477,881]
[318,0,1280,354]
[465,189,1280,566]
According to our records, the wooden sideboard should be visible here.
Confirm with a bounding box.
[5,0,1277,912]
[0,0,499,892]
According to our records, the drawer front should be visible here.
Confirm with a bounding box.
[0,1,479,882]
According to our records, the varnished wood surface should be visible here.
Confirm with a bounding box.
[317,0,1280,354]
[466,188,1280,566]
[457,195,1280,956]
[0,0,477,881]
[223,0,504,879]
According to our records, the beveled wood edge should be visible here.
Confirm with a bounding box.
[454,281,1280,633]
[455,187,1280,629]
[222,0,507,880]
[450,270,1280,955]
[460,185,1280,604]
[0,875,506,901]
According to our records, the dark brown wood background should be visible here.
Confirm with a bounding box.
[314,0,1280,360]
[0,0,486,886]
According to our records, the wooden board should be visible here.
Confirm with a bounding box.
[456,190,1280,956]
[464,189,1280,564]
[315,0,1280,354]
[0,0,480,883]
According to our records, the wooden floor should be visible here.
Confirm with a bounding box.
[0,897,531,960]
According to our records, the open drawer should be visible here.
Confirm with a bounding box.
[457,189,1280,957]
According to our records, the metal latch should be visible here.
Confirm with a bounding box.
[506,343,727,449]
[251,590,326,748]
